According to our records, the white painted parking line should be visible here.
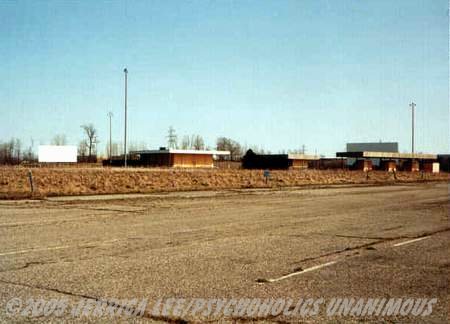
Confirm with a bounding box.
[393,236,430,247]
[265,261,338,283]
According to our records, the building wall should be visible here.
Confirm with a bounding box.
[437,155,450,172]
[380,160,397,172]
[214,160,241,169]
[313,158,347,170]
[106,152,216,168]
[172,153,213,168]
[242,151,291,169]
[139,152,171,166]
[353,159,373,171]
[290,159,309,169]
[400,160,420,172]
[423,162,440,173]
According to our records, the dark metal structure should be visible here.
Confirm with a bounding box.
[346,142,398,153]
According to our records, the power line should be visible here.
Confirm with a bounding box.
[123,68,128,167]
[107,111,113,164]
[409,102,416,156]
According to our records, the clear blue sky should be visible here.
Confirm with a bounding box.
[1,0,448,156]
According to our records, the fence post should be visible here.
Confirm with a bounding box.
[28,170,34,195]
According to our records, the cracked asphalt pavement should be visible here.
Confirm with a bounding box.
[0,182,448,323]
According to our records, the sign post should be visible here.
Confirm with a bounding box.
[264,170,270,184]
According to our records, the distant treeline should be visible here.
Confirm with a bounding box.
[0,138,36,165]
[0,125,310,165]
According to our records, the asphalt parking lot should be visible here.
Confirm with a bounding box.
[0,182,448,323]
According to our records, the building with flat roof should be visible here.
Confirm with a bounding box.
[105,148,230,168]
[336,151,438,172]
[336,151,436,160]
[242,150,319,170]
[134,149,230,168]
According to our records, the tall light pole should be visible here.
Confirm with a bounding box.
[107,112,113,164]
[123,68,128,168]
[409,102,415,156]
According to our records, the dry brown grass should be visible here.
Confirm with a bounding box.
[0,166,448,199]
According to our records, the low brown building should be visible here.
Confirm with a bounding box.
[134,149,230,168]
[336,151,438,172]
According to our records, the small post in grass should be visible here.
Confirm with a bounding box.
[28,169,34,195]
[264,169,270,184]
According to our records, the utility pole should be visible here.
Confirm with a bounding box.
[167,126,177,149]
[107,112,113,164]
[409,102,415,156]
[124,68,128,168]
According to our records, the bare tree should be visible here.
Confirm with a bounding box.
[192,135,205,150]
[112,142,119,156]
[180,134,205,150]
[51,134,67,146]
[80,124,98,159]
[116,141,124,155]
[287,147,306,154]
[127,141,144,152]
[78,140,88,157]
[15,138,21,162]
[0,138,23,164]
[7,138,14,163]
[216,137,242,160]
[138,141,148,150]
[128,143,137,153]
[0,141,8,164]
[180,135,191,149]
[105,141,119,158]
[22,138,36,162]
